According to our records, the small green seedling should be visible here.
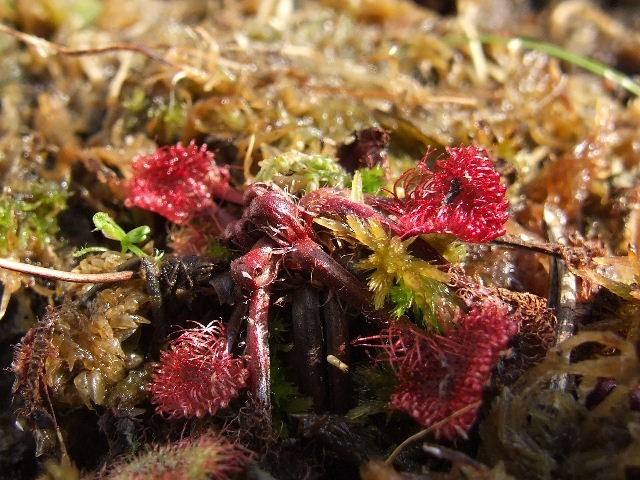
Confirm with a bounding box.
[74,212,151,258]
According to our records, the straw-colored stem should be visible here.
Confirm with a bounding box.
[0,258,135,283]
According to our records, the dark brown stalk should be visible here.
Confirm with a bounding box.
[323,293,350,413]
[292,286,327,412]
[492,234,563,257]
[225,302,248,354]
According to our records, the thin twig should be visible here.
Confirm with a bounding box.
[0,258,135,283]
[493,234,563,257]
[0,23,172,63]
[0,23,208,80]
[385,401,482,465]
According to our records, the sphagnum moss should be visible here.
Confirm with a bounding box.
[1,1,640,479]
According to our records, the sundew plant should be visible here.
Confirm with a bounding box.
[1,1,640,479]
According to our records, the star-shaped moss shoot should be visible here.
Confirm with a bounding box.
[346,215,456,328]
[393,146,509,243]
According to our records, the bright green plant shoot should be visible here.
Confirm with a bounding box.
[75,212,151,257]
[451,34,640,97]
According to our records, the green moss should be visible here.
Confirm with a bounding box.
[347,216,457,330]
[255,151,350,194]
[0,179,69,258]
[147,97,187,144]
[347,365,396,421]
[358,166,387,194]
[388,278,457,329]
[123,87,148,114]
[206,239,233,262]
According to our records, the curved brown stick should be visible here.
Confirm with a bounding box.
[492,234,563,257]
[0,258,135,283]
[0,23,173,65]
[385,401,482,466]
[0,23,208,80]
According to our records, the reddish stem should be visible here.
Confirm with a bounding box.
[203,203,239,232]
[211,182,244,205]
[300,188,390,228]
[242,184,394,324]
[246,286,271,409]
[230,239,280,410]
[285,237,390,324]
[301,188,446,264]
